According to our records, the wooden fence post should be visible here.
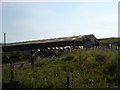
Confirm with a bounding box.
[66,76,70,88]
[10,59,14,83]
[18,63,25,70]
[30,50,35,65]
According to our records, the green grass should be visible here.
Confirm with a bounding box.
[99,37,120,45]
[2,48,119,88]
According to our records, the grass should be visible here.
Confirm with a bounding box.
[99,37,120,45]
[2,48,119,88]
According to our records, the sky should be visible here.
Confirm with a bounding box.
[1,1,118,43]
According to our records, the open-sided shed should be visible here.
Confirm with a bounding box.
[2,34,100,52]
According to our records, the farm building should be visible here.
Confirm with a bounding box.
[2,34,100,52]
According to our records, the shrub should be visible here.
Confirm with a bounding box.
[91,52,105,63]
[106,74,119,84]
[2,56,9,63]
[103,62,118,75]
[49,57,56,62]
[84,56,96,65]
[62,55,74,61]
[34,62,45,67]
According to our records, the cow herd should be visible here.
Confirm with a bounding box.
[30,43,120,60]
[30,46,84,58]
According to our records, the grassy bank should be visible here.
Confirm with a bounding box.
[2,48,119,88]
[99,37,120,45]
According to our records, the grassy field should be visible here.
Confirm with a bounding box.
[98,37,120,45]
[2,48,119,88]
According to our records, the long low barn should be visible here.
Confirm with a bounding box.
[2,34,100,52]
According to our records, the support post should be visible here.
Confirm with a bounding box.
[4,33,6,47]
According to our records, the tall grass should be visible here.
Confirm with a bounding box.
[2,48,119,88]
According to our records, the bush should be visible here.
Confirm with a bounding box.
[2,56,9,63]
[62,55,74,61]
[103,62,118,75]
[49,57,56,62]
[34,62,45,68]
[106,74,119,84]
[90,51,106,63]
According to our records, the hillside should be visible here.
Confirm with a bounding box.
[2,48,119,88]
[99,37,120,45]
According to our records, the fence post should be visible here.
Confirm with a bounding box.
[10,59,14,83]
[66,76,70,88]
[30,50,35,65]
[18,63,25,70]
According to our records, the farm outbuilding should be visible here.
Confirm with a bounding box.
[2,34,100,52]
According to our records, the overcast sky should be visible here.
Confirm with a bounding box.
[2,1,118,43]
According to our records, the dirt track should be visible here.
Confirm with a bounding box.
[2,60,31,70]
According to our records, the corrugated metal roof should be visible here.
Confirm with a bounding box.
[5,34,94,46]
